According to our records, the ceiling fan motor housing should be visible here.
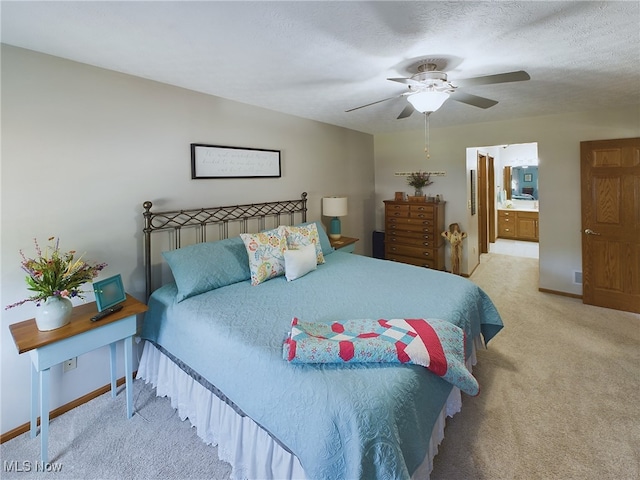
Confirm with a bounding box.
[406,63,455,93]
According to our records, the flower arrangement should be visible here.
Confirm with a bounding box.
[5,237,107,310]
[406,171,434,190]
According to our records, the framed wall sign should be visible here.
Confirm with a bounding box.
[93,274,126,312]
[524,173,533,182]
[191,143,281,179]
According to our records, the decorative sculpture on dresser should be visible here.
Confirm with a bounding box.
[441,223,467,275]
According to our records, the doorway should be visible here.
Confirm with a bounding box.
[470,142,539,263]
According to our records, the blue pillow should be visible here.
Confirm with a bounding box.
[298,221,334,256]
[162,236,251,302]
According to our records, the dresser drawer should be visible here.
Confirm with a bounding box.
[386,211,410,219]
[385,204,410,217]
[387,223,436,235]
[498,210,515,218]
[386,234,437,248]
[410,210,434,220]
[385,253,435,269]
[409,205,435,216]
[386,217,435,227]
[386,244,436,259]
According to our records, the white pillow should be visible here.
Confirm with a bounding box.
[284,244,317,281]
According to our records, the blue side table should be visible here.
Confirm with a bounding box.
[330,236,359,253]
[9,294,147,463]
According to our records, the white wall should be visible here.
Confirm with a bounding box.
[0,45,374,434]
[374,106,640,291]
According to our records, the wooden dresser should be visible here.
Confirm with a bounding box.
[383,200,445,270]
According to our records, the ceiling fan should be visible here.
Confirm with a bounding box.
[346,62,530,119]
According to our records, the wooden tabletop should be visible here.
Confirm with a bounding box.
[330,236,359,249]
[9,294,148,354]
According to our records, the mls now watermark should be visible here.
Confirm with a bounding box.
[4,460,63,473]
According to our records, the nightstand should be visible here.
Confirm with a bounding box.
[330,236,359,253]
[9,294,147,463]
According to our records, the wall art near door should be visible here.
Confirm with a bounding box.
[191,143,281,179]
[470,169,476,215]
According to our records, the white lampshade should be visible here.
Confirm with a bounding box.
[322,196,348,217]
[407,91,450,113]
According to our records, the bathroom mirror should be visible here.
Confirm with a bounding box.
[505,165,538,200]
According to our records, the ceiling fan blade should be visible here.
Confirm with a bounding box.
[450,91,499,109]
[345,96,398,113]
[397,103,414,119]
[388,77,422,86]
[455,70,530,87]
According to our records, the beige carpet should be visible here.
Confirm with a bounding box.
[2,253,638,479]
[431,253,640,480]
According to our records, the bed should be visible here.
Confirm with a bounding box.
[137,193,503,480]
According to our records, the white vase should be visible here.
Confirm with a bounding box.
[35,296,73,331]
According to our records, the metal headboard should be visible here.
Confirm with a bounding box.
[143,192,308,300]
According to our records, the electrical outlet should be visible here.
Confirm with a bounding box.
[63,357,77,373]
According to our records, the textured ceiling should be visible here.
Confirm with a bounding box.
[2,1,639,134]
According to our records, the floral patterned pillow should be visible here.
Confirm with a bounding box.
[240,228,287,286]
[279,224,325,265]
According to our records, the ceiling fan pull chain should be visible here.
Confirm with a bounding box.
[424,112,430,160]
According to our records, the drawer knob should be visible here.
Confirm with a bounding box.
[423,242,430,246]
[423,252,430,257]
[391,247,397,251]
[394,212,400,216]
[417,214,425,218]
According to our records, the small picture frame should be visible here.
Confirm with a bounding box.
[524,173,533,182]
[394,191,406,201]
[93,274,126,312]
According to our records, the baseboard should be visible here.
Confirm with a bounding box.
[0,373,134,444]
[538,288,582,299]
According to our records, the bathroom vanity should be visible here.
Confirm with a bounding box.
[498,208,539,241]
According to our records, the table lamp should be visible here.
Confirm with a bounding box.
[323,196,348,240]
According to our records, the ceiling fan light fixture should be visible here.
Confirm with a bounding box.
[407,91,450,113]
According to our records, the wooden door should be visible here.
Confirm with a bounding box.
[478,154,488,254]
[488,155,496,243]
[581,137,640,313]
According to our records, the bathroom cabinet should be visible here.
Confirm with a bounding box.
[498,209,539,241]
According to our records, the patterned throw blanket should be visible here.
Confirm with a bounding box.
[283,317,479,396]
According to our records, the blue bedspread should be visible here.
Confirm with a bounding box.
[141,252,503,479]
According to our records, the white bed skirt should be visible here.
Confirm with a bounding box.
[136,339,479,480]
